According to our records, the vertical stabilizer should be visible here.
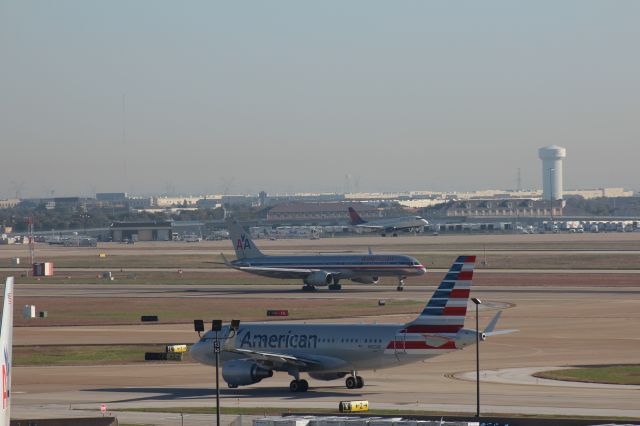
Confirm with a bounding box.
[405,256,476,334]
[0,277,13,426]
[348,207,367,225]
[226,219,264,259]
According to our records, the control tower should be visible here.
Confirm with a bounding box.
[538,145,567,200]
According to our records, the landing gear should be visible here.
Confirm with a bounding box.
[328,283,342,291]
[392,233,398,237]
[289,379,309,392]
[228,383,238,389]
[345,373,364,389]
[397,277,406,292]
[302,285,317,292]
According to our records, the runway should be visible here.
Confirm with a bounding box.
[10,282,640,422]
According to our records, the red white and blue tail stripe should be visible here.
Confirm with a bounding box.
[405,255,475,334]
[385,256,476,355]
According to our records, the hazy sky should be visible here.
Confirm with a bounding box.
[1,1,639,197]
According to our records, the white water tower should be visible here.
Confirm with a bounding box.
[538,145,566,200]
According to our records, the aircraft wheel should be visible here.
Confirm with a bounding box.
[393,233,398,237]
[396,286,404,291]
[356,376,364,388]
[345,376,357,389]
[228,383,238,389]
[302,285,316,292]
[328,284,342,291]
[381,233,386,237]
[290,379,308,392]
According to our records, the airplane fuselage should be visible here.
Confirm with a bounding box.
[192,323,457,372]
[231,254,425,280]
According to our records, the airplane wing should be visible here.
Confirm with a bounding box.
[355,224,385,230]
[227,347,323,369]
[231,265,343,280]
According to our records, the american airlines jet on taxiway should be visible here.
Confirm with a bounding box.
[223,219,425,291]
[191,256,515,392]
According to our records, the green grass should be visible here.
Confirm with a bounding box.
[13,345,188,366]
[533,364,640,385]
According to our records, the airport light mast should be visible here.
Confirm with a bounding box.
[194,319,240,426]
[471,297,482,418]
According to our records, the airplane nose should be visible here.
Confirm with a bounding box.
[190,341,209,364]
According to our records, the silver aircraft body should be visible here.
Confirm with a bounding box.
[348,207,428,236]
[0,277,14,426]
[191,256,513,392]
[224,219,425,291]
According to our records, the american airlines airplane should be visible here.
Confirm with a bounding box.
[348,207,428,236]
[224,219,425,291]
[0,277,13,426]
[191,256,514,392]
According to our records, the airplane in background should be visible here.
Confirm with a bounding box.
[0,277,14,426]
[348,207,428,236]
[223,219,425,291]
[191,256,515,392]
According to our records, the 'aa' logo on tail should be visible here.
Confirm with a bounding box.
[236,234,251,251]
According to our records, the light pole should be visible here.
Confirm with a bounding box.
[549,167,555,224]
[471,297,482,418]
[194,319,240,426]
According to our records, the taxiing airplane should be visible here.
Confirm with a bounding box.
[348,207,428,236]
[224,219,425,291]
[191,256,514,392]
[0,277,14,426]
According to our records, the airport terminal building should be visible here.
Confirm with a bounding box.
[110,221,173,242]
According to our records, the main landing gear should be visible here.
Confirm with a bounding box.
[397,276,406,292]
[328,283,342,291]
[345,372,364,389]
[302,285,317,292]
[289,379,309,392]
[289,371,309,392]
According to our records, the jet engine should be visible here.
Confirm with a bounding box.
[455,328,486,349]
[304,271,334,286]
[350,276,379,284]
[308,372,348,381]
[222,359,273,386]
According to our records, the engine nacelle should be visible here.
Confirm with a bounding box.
[304,271,334,286]
[350,276,379,284]
[222,359,273,386]
[308,372,348,381]
[455,328,486,349]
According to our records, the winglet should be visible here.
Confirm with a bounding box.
[483,311,518,337]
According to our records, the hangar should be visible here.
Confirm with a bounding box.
[110,221,173,242]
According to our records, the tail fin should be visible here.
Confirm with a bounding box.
[0,277,13,426]
[405,256,476,334]
[225,219,264,259]
[348,207,367,225]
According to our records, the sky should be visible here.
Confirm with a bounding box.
[1,1,639,197]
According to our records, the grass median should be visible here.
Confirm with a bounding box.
[533,365,640,385]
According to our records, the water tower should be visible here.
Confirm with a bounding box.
[538,145,566,200]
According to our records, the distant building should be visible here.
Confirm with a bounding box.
[267,202,379,223]
[110,221,173,242]
[96,192,127,202]
[0,199,20,209]
[126,197,153,209]
[445,198,563,218]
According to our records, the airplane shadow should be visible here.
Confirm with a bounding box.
[87,385,375,404]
